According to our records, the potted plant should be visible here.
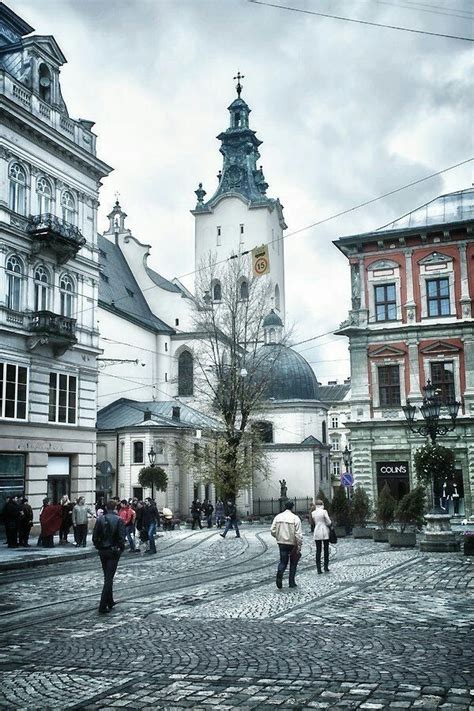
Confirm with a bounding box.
[138,465,168,500]
[351,486,373,539]
[373,483,396,542]
[388,486,425,547]
[330,485,351,537]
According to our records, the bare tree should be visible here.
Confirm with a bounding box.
[189,253,288,499]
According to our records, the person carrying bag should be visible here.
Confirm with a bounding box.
[311,498,332,574]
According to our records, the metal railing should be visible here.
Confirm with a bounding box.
[30,310,76,338]
[253,497,313,517]
[27,214,86,247]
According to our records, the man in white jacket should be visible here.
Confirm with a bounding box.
[270,501,303,589]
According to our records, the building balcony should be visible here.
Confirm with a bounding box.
[28,310,77,355]
[27,214,86,264]
[0,70,97,155]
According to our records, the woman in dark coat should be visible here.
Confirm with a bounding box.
[18,497,33,547]
[59,495,74,544]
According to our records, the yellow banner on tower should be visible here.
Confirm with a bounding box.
[252,245,270,277]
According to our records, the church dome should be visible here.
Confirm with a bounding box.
[254,343,320,401]
[263,309,283,328]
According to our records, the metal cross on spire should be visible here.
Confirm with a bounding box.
[233,71,245,97]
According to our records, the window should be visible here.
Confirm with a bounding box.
[427,278,450,317]
[240,223,244,235]
[38,63,52,102]
[9,163,27,215]
[430,361,455,405]
[37,177,53,214]
[34,266,49,311]
[120,441,125,465]
[178,350,193,396]
[48,372,77,424]
[59,274,74,317]
[216,226,222,246]
[240,280,249,300]
[374,283,396,321]
[61,190,76,224]
[322,421,327,443]
[133,441,144,464]
[213,281,222,302]
[0,363,28,420]
[6,255,23,311]
[252,421,273,443]
[330,436,340,452]
[378,365,400,406]
[332,460,341,477]
[275,284,280,311]
[331,415,339,429]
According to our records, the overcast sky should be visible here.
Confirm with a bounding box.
[15,0,473,384]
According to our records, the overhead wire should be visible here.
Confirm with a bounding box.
[247,0,474,41]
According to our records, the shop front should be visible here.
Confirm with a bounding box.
[376,460,409,501]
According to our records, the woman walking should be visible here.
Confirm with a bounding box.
[311,499,332,574]
[72,497,95,547]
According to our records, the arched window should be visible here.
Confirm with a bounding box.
[59,273,74,317]
[133,441,144,464]
[61,190,76,224]
[252,420,273,443]
[212,281,222,302]
[178,350,194,396]
[37,177,53,214]
[9,163,27,215]
[240,280,249,300]
[6,255,23,311]
[34,265,49,312]
[275,284,281,311]
[38,63,52,102]
[268,328,276,343]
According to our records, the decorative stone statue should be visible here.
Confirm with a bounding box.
[351,264,361,309]
[279,479,288,499]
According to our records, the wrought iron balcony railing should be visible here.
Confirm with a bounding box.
[27,214,86,263]
[28,311,77,355]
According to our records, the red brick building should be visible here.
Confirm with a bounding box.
[335,188,473,516]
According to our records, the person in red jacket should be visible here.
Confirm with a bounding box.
[118,499,137,552]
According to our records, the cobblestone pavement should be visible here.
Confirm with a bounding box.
[0,526,473,710]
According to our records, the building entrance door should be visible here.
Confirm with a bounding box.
[47,456,70,504]
[0,453,25,541]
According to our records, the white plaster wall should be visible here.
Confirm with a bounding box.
[194,196,285,315]
[263,404,328,444]
[253,449,316,500]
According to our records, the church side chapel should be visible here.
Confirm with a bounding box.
[97,75,331,515]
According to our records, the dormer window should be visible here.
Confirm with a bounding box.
[38,64,52,103]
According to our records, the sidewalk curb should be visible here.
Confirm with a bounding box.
[0,549,97,572]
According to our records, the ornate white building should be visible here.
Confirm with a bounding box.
[0,4,111,519]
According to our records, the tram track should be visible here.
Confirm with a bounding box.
[0,533,380,634]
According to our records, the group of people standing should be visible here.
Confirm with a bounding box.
[271,499,333,588]
[190,498,240,538]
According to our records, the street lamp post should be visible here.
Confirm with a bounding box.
[342,445,352,498]
[148,446,156,499]
[402,379,461,519]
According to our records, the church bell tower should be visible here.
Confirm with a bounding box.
[192,74,287,316]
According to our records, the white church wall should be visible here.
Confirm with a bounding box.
[253,448,316,502]
[194,196,285,314]
[265,405,328,445]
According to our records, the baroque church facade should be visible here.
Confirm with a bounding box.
[96,81,332,515]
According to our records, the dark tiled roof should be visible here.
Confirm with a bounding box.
[98,235,173,333]
[145,266,182,293]
[255,344,320,401]
[301,435,324,446]
[318,383,351,403]
[97,398,221,431]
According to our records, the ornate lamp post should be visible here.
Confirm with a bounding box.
[402,380,460,444]
[148,446,156,499]
[342,445,352,498]
[402,380,461,551]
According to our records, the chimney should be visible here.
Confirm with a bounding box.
[172,406,180,420]
[143,408,152,421]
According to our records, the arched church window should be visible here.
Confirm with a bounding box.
[178,350,193,396]
[240,280,249,300]
[252,421,273,443]
[213,281,222,302]
[275,284,280,311]
[268,328,276,343]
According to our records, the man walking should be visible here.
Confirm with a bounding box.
[190,499,202,530]
[118,499,137,552]
[142,498,159,554]
[220,499,240,538]
[271,501,303,589]
[202,499,214,529]
[93,500,126,614]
